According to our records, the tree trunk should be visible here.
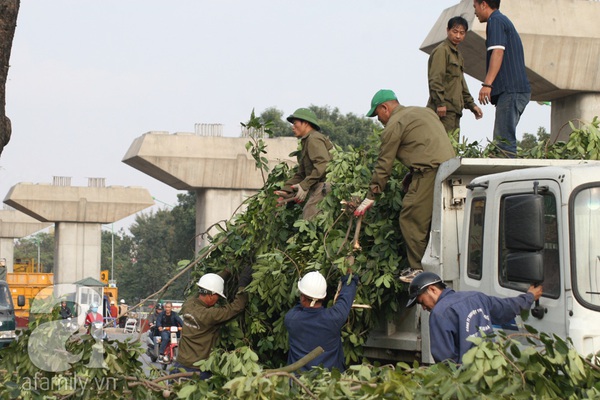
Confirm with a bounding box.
[0,0,20,158]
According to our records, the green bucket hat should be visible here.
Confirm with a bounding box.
[287,108,321,131]
[367,89,398,117]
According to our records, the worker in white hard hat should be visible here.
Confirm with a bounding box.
[175,265,253,377]
[118,299,129,328]
[284,269,358,372]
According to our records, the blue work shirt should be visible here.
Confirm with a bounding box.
[429,288,534,363]
[285,274,358,371]
[486,10,531,101]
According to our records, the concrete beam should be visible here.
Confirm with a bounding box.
[0,210,52,273]
[4,184,154,223]
[122,132,297,190]
[3,183,154,283]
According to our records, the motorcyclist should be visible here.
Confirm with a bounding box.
[148,303,163,344]
[59,300,73,319]
[156,302,183,361]
[84,302,104,335]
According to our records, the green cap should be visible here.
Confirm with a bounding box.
[367,89,398,117]
[286,108,321,131]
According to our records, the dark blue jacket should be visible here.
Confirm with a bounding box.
[429,288,534,363]
[285,274,358,371]
[156,311,184,329]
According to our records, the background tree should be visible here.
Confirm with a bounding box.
[113,193,196,304]
[100,228,132,286]
[259,107,290,138]
[0,0,19,157]
[13,232,54,273]
[519,126,550,152]
[259,105,378,148]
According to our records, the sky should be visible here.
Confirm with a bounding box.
[1,0,550,232]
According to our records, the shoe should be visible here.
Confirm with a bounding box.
[399,268,423,283]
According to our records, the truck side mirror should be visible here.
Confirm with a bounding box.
[17,295,25,307]
[504,194,544,251]
[506,252,544,283]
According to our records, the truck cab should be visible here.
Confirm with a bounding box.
[365,158,600,363]
[0,280,21,348]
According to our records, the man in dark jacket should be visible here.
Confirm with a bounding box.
[156,302,184,361]
[285,270,357,371]
[406,272,543,363]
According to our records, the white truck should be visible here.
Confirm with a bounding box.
[364,157,600,364]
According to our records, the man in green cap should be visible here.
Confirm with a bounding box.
[274,108,333,220]
[354,90,455,283]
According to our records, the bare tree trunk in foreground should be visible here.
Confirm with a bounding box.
[0,0,20,158]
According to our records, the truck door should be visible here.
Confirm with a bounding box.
[495,180,567,339]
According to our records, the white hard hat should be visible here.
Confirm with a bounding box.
[197,273,226,299]
[297,271,327,299]
[120,299,125,304]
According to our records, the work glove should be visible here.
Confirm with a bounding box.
[238,265,254,288]
[354,198,374,217]
[291,184,307,203]
[273,190,293,207]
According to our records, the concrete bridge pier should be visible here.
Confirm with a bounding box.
[122,132,297,250]
[4,181,154,283]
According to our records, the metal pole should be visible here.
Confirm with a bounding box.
[111,223,114,281]
[36,237,41,273]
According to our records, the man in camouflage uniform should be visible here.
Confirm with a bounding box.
[355,89,455,283]
[427,16,483,136]
[274,108,333,220]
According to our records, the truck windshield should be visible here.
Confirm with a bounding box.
[572,186,600,310]
[0,285,13,309]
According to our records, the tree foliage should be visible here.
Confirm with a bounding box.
[2,116,600,399]
[117,195,196,303]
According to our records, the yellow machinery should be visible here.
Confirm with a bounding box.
[100,269,119,305]
[7,262,117,323]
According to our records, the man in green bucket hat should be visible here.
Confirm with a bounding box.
[274,107,333,220]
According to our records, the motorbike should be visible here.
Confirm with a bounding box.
[89,321,108,341]
[60,317,79,333]
[158,326,180,369]
[145,324,161,363]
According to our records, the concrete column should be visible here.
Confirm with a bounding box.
[550,93,600,142]
[54,222,102,284]
[196,188,258,249]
